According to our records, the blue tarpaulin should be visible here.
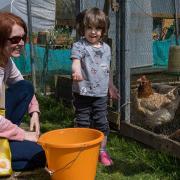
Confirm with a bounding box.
[13,38,180,75]
[13,44,72,75]
[153,37,180,66]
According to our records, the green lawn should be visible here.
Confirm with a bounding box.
[96,132,180,180]
[29,95,180,180]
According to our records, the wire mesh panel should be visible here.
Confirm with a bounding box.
[129,0,180,139]
[11,0,75,93]
[80,0,104,9]
[126,0,153,68]
[152,0,178,17]
[56,0,76,26]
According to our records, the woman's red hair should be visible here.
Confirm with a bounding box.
[0,12,27,65]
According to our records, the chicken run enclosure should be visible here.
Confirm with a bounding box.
[2,0,180,158]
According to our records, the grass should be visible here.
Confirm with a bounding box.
[97,133,180,180]
[24,95,74,132]
[24,94,180,180]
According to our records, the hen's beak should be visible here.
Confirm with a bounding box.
[137,77,142,83]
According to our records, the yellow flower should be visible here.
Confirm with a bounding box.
[0,157,11,173]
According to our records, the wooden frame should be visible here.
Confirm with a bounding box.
[54,75,72,102]
[119,122,180,159]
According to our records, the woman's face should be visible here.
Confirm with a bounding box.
[5,24,25,58]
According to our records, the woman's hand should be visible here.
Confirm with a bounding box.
[30,112,40,136]
[24,131,39,142]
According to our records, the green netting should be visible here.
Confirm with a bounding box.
[13,44,72,75]
[13,39,180,74]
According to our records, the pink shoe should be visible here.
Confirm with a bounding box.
[99,151,113,166]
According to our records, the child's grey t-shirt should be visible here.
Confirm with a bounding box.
[71,39,111,97]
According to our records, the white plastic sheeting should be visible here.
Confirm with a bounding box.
[126,0,153,68]
[0,0,55,31]
[0,0,12,11]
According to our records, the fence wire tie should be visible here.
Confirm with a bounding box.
[45,166,54,176]
[120,101,131,109]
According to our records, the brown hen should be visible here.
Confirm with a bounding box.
[135,75,180,129]
[137,75,153,98]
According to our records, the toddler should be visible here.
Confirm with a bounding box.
[71,7,119,166]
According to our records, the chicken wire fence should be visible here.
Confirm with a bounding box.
[81,0,180,136]
[11,0,76,94]
[125,0,180,136]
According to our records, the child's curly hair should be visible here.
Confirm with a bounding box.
[76,7,109,38]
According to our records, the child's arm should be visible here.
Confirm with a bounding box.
[108,76,120,100]
[72,59,84,81]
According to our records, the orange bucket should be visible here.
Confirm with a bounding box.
[38,128,104,180]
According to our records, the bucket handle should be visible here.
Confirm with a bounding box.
[45,146,85,176]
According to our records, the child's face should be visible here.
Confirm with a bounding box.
[84,26,102,45]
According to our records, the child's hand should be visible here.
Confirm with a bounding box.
[72,59,83,81]
[72,71,84,81]
[109,84,120,100]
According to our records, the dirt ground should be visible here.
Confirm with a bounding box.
[0,168,50,180]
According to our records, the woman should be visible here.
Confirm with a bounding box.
[0,12,46,171]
